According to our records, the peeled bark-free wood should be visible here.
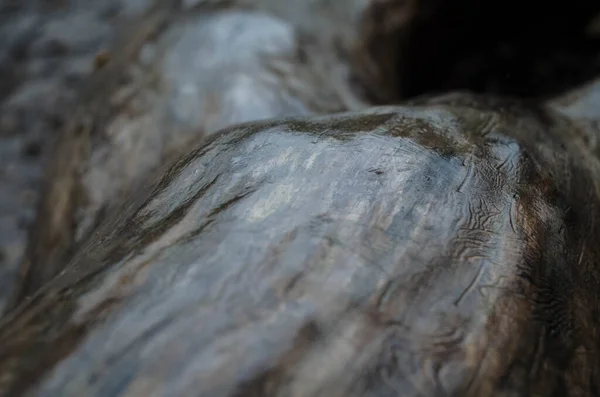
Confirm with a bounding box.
[10,0,419,310]
[1,86,600,395]
[11,1,372,306]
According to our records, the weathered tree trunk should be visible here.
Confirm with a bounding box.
[0,83,599,395]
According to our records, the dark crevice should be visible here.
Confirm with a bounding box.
[365,0,600,102]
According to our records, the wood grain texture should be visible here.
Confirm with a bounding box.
[10,1,367,307]
[1,94,599,396]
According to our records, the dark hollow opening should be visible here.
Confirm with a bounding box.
[398,0,600,100]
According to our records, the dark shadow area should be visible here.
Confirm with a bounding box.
[398,0,600,99]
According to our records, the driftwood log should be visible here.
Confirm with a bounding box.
[6,0,421,310]
[0,79,599,395]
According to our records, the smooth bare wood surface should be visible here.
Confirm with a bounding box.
[11,1,372,307]
[1,93,599,395]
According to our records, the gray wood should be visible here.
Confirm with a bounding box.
[10,1,371,306]
[1,89,599,395]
